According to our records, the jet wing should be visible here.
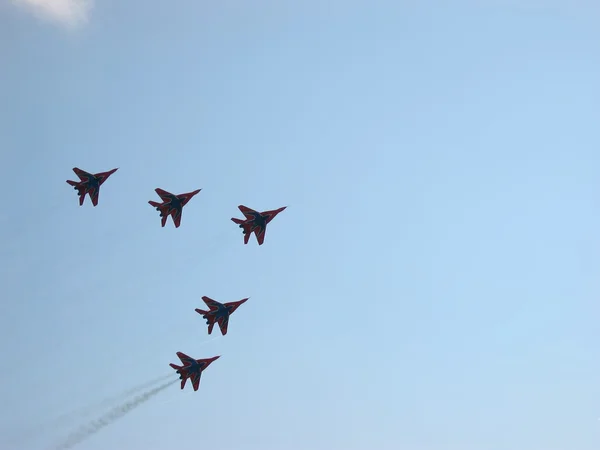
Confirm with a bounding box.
[202,296,221,310]
[217,315,229,335]
[238,205,258,219]
[254,226,267,245]
[78,192,85,206]
[262,206,287,224]
[244,228,252,244]
[176,352,196,366]
[72,167,92,181]
[89,187,100,206]
[95,168,118,186]
[171,208,182,228]
[190,371,201,391]
[155,188,174,202]
[177,189,201,207]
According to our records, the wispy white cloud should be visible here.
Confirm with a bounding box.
[11,0,93,28]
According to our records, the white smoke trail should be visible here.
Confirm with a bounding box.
[10,0,93,28]
[55,373,174,423]
[3,373,174,447]
[54,379,176,449]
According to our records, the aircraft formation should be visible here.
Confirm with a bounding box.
[66,166,286,391]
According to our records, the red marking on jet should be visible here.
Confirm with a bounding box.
[66,167,118,206]
[231,205,286,245]
[148,188,201,228]
[169,353,220,391]
[195,296,248,336]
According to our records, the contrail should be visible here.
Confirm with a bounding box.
[2,373,174,448]
[54,379,177,449]
[52,373,174,425]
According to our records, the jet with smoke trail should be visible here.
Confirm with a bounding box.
[54,379,177,449]
[169,352,220,391]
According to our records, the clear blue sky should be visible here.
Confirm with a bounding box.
[1,1,599,449]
